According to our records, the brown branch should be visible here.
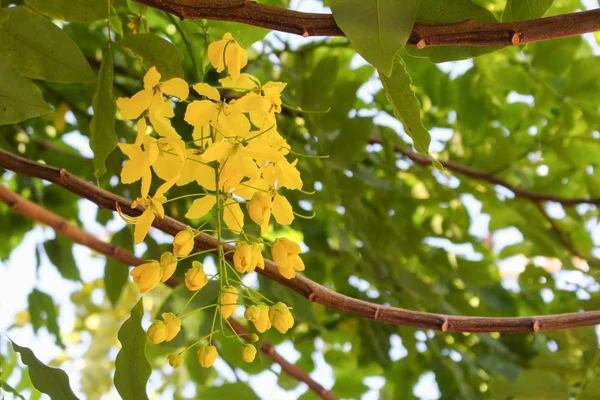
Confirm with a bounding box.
[0,183,336,400]
[134,0,600,48]
[2,148,600,333]
[374,138,600,206]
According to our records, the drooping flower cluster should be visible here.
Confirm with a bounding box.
[115,33,308,369]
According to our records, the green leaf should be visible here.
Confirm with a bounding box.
[406,0,499,62]
[105,226,133,307]
[0,57,50,125]
[43,235,81,281]
[10,341,79,400]
[27,289,64,349]
[503,0,554,21]
[490,369,570,399]
[0,9,8,24]
[90,45,117,179]
[24,0,108,22]
[329,0,422,75]
[330,117,374,166]
[120,34,184,80]
[0,7,95,83]
[379,54,431,154]
[114,298,151,400]
[1,379,26,400]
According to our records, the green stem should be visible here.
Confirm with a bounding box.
[163,193,205,204]
[178,303,217,319]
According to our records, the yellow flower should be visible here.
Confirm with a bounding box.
[117,66,188,120]
[233,242,254,273]
[130,261,162,293]
[219,286,238,318]
[220,73,259,91]
[262,159,303,190]
[168,353,184,368]
[269,302,294,334]
[147,320,168,344]
[248,193,272,234]
[173,226,195,257]
[241,344,257,363]
[161,312,181,342]
[271,193,294,225]
[208,33,248,78]
[252,243,265,271]
[245,303,271,333]
[185,194,217,219]
[271,238,304,279]
[185,261,208,291]
[152,134,186,181]
[262,81,286,113]
[177,150,216,190]
[159,251,178,282]
[198,345,218,368]
[118,118,158,198]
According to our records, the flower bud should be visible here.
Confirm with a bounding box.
[168,353,184,368]
[173,226,195,257]
[147,320,168,344]
[160,252,178,282]
[249,333,259,343]
[248,193,272,234]
[130,261,162,293]
[161,312,181,342]
[219,286,238,318]
[233,242,253,273]
[252,244,265,270]
[198,345,218,368]
[269,302,294,334]
[185,261,208,291]
[271,238,302,279]
[244,303,271,333]
[241,344,257,363]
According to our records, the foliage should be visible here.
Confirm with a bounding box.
[1,0,600,399]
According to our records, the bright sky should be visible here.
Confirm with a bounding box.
[2,0,600,399]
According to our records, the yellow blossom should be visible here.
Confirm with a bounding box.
[168,353,184,368]
[263,159,303,190]
[269,302,294,334]
[219,286,238,318]
[198,345,218,368]
[173,226,195,257]
[185,261,208,291]
[245,303,271,333]
[233,242,254,273]
[252,244,265,270]
[118,118,158,198]
[159,251,178,282]
[161,312,181,342]
[208,33,248,78]
[262,81,286,113]
[185,195,217,219]
[177,150,216,190]
[248,193,272,234]
[220,73,259,91]
[241,344,257,363]
[130,261,162,293]
[271,238,304,279]
[223,200,244,234]
[147,320,168,344]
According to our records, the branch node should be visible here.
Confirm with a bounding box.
[416,38,426,49]
[302,30,309,38]
[511,32,522,45]
[532,320,540,332]
[307,291,316,301]
[441,319,449,331]
[374,307,381,320]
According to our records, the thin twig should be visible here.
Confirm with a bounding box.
[0,183,337,400]
[2,149,600,333]
[133,0,600,48]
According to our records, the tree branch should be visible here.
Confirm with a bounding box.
[2,148,600,333]
[374,138,600,206]
[0,183,336,400]
[134,0,600,48]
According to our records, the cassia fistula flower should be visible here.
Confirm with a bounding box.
[173,226,195,257]
[269,302,294,334]
[245,303,271,333]
[130,261,162,293]
[219,286,238,318]
[168,353,183,368]
[161,313,181,342]
[198,345,218,368]
[147,320,168,344]
[159,252,177,282]
[271,238,305,279]
[185,261,208,291]
[241,344,257,363]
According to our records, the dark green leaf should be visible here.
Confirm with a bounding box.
[10,340,79,400]
[27,289,64,349]
[90,45,117,178]
[0,57,50,125]
[380,54,431,154]
[329,0,422,75]
[114,298,151,400]
[0,7,96,83]
[24,0,108,22]
[43,235,81,281]
[105,226,134,307]
[120,34,185,79]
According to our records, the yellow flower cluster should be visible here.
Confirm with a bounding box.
[116,33,309,370]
